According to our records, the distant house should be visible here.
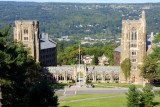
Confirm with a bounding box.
[114,46,121,66]
[98,54,109,66]
[82,55,94,65]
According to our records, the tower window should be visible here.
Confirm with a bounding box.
[24,29,28,34]
[131,28,137,40]
[131,59,137,63]
[131,52,137,56]
[131,44,137,48]
[24,37,29,41]
[131,66,137,70]
[24,44,28,47]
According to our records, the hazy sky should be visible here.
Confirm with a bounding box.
[0,0,160,3]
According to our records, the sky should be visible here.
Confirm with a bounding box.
[0,0,160,3]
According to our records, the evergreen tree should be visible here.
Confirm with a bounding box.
[126,85,140,107]
[139,85,155,107]
[0,26,58,107]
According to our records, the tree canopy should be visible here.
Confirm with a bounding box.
[0,26,58,107]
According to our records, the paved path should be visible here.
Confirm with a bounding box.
[59,95,126,103]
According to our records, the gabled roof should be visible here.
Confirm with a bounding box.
[40,38,57,50]
[114,46,121,52]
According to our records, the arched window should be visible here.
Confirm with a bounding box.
[131,28,137,40]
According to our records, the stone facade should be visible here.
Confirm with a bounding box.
[120,11,147,85]
[43,66,120,83]
[14,20,40,62]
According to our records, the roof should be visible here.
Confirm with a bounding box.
[40,38,57,50]
[114,46,121,52]
[146,34,155,51]
[44,66,121,73]
[83,55,94,59]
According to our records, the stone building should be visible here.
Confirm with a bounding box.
[40,33,57,66]
[82,55,94,65]
[98,54,109,66]
[14,20,57,66]
[120,11,147,84]
[43,66,120,83]
[114,46,121,66]
[14,20,40,62]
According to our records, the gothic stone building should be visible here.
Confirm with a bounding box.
[120,11,147,85]
[44,66,120,83]
[14,20,40,62]
[14,20,57,66]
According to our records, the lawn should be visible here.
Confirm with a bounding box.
[92,83,143,88]
[56,94,64,98]
[59,97,160,107]
[59,94,125,102]
[51,83,73,89]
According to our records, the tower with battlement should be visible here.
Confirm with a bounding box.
[120,11,146,84]
[14,20,40,62]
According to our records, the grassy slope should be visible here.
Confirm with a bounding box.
[59,94,125,102]
[59,97,160,107]
[93,83,143,88]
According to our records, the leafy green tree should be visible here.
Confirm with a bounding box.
[0,26,58,107]
[29,80,58,107]
[121,58,131,82]
[139,56,159,80]
[153,33,160,43]
[126,85,140,107]
[154,90,160,97]
[91,57,96,65]
[150,46,160,61]
[139,85,155,107]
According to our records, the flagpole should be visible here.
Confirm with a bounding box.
[79,45,80,85]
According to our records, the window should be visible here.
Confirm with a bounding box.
[131,28,137,40]
[131,44,137,48]
[131,66,137,70]
[24,44,28,47]
[24,37,29,41]
[24,29,28,34]
[131,59,137,63]
[132,52,137,56]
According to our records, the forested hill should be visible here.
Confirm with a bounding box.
[0,1,160,40]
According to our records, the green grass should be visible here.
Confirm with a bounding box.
[59,97,160,107]
[93,83,143,88]
[59,97,127,107]
[59,94,125,102]
[51,83,73,89]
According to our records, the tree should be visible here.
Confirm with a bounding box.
[121,58,131,82]
[150,46,160,61]
[139,56,159,80]
[0,26,58,107]
[139,85,155,107]
[126,85,140,107]
[153,33,160,43]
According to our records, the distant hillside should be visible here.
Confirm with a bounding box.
[0,1,160,40]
